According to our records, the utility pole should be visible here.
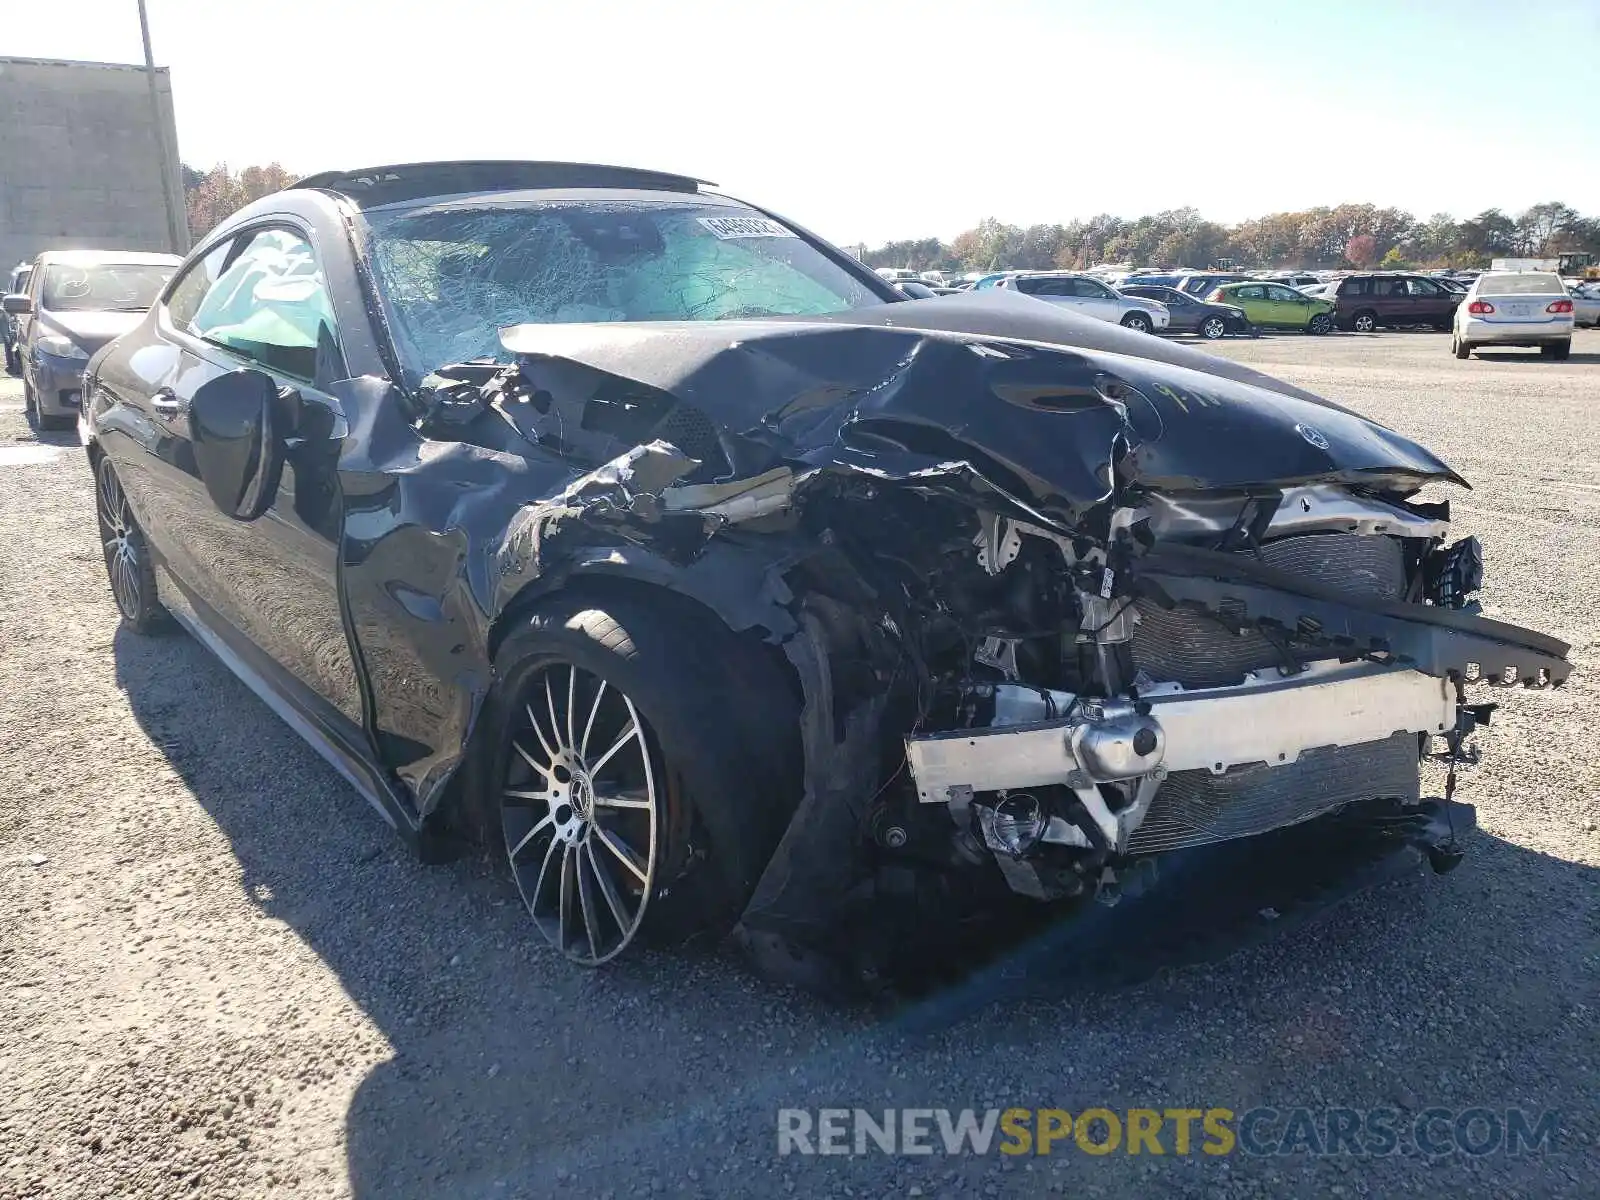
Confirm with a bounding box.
[137,0,186,253]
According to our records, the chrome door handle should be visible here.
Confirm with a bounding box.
[150,389,188,417]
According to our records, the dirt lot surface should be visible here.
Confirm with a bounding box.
[2,330,1597,1199]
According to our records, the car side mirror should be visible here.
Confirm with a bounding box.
[2,293,32,316]
[190,368,285,521]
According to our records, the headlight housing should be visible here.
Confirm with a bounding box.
[36,335,88,361]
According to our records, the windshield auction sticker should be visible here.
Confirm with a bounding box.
[697,216,797,240]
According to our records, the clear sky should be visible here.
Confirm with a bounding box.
[7,0,1598,246]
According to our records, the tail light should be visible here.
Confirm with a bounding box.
[1205,289,1223,301]
[1548,299,1573,314]
[1467,300,1495,315]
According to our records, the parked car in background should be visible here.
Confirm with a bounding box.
[1452,272,1574,360]
[2,250,181,430]
[1328,273,1461,333]
[1118,283,1248,338]
[3,261,32,375]
[1175,271,1254,298]
[1118,272,1188,288]
[1262,272,1322,289]
[968,272,1018,290]
[1207,281,1336,333]
[997,271,1170,331]
[1569,281,1600,327]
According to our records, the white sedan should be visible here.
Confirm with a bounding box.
[1452,272,1574,360]
[995,271,1170,333]
[1570,281,1600,328]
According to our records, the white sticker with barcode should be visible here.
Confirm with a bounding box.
[697,216,797,240]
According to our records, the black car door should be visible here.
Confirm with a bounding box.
[125,224,367,729]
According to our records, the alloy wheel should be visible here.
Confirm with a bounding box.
[1201,316,1225,339]
[96,458,143,620]
[1354,313,1376,333]
[501,662,662,964]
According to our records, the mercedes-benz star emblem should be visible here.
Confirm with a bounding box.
[1296,423,1331,450]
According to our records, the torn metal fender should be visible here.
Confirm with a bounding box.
[329,380,803,823]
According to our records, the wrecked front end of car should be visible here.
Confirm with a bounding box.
[472,296,1569,986]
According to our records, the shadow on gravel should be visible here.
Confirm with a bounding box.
[12,423,77,447]
[1472,351,1600,365]
[110,625,1598,1198]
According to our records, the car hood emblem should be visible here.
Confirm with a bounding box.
[1296,423,1331,450]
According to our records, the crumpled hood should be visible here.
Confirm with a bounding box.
[500,291,1463,527]
[38,308,144,356]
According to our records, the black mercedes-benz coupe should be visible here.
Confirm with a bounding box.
[80,161,1569,987]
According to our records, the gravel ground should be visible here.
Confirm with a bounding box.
[1,329,1596,1199]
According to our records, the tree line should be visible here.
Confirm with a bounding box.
[864,202,1600,273]
[180,162,297,241]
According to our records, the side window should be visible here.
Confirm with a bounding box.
[1266,286,1300,301]
[165,239,237,329]
[1372,278,1407,297]
[1342,278,1368,296]
[1235,285,1265,300]
[1012,276,1043,295]
[1076,279,1114,298]
[1406,277,1441,296]
[182,227,342,382]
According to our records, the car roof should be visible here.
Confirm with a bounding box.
[292,160,709,209]
[33,249,182,266]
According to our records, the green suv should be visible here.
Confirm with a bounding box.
[1205,281,1336,334]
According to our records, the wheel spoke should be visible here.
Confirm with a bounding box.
[575,845,604,958]
[592,789,651,810]
[593,825,648,885]
[545,673,566,756]
[558,844,576,953]
[566,664,577,755]
[503,787,548,804]
[513,739,553,779]
[531,829,562,914]
[524,702,558,761]
[587,718,638,777]
[508,812,554,861]
[585,840,632,934]
[580,679,607,758]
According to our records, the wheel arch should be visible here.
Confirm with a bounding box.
[466,562,807,920]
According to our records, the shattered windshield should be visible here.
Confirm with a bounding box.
[363,200,886,381]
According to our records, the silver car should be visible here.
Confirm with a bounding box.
[3,250,180,430]
[1451,271,1575,361]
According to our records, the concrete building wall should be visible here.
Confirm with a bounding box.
[0,56,188,276]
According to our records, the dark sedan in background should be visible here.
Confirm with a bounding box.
[1120,282,1249,338]
[3,250,180,430]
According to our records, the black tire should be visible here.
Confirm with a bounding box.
[1120,312,1153,334]
[1351,310,1378,333]
[1307,313,1334,335]
[23,379,38,429]
[1198,315,1227,340]
[94,454,168,633]
[1452,334,1471,359]
[485,588,801,963]
[1540,340,1571,360]
[3,345,18,376]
